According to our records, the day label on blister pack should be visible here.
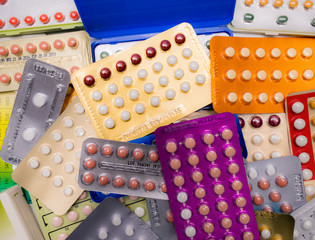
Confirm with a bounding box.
[0,59,70,165]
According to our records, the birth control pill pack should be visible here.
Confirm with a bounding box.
[67,197,161,240]
[238,113,290,162]
[0,59,70,165]
[291,197,315,240]
[154,113,259,240]
[71,23,211,141]
[230,0,315,36]
[120,196,150,223]
[210,36,315,114]
[0,0,82,37]
[0,31,92,93]
[79,138,167,200]
[12,96,97,215]
[247,156,306,213]
[146,198,177,240]
[30,191,98,240]
[255,211,295,240]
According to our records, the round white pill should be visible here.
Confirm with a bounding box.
[114,97,124,107]
[269,134,281,145]
[256,48,265,58]
[41,168,51,178]
[53,177,63,187]
[240,47,250,58]
[196,74,206,85]
[253,151,264,161]
[52,132,62,141]
[302,47,313,58]
[32,93,47,108]
[303,69,314,80]
[185,226,196,238]
[98,229,108,240]
[243,92,253,103]
[305,185,315,197]
[248,168,258,179]
[53,154,63,164]
[153,62,163,72]
[181,209,192,220]
[64,118,73,128]
[64,141,74,151]
[295,135,308,147]
[251,134,263,145]
[180,82,191,93]
[261,229,271,239]
[272,70,282,80]
[189,61,199,72]
[75,127,85,136]
[64,164,74,173]
[75,104,85,114]
[23,128,36,142]
[75,150,81,159]
[225,47,235,57]
[242,70,252,81]
[112,215,122,226]
[166,89,175,100]
[274,92,284,103]
[227,92,238,103]
[175,69,184,79]
[121,111,131,121]
[98,105,108,115]
[29,159,39,169]
[226,69,236,80]
[182,48,192,58]
[129,90,139,100]
[294,118,306,130]
[150,96,160,106]
[92,91,102,101]
[258,93,268,103]
[302,220,313,230]
[159,76,169,86]
[108,84,118,94]
[138,69,147,80]
[266,165,276,176]
[168,55,177,65]
[293,229,299,239]
[135,104,145,114]
[288,70,298,80]
[105,118,115,129]
[134,207,145,218]
[303,169,313,181]
[144,83,154,94]
[177,192,188,203]
[257,70,267,81]
[299,152,310,163]
[287,48,297,58]
[123,76,133,86]
[64,187,73,196]
[41,145,51,155]
[292,102,304,113]
[271,48,281,58]
[125,226,134,236]
[270,151,281,159]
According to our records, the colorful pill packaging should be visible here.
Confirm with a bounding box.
[0,59,70,165]
[231,0,315,36]
[67,197,161,240]
[0,0,82,36]
[12,96,97,215]
[0,31,92,92]
[30,191,99,240]
[210,36,315,114]
[79,138,167,200]
[255,211,295,240]
[120,196,150,224]
[71,22,211,141]
[247,156,306,213]
[291,197,315,239]
[146,198,177,240]
[154,113,259,240]
[238,113,290,162]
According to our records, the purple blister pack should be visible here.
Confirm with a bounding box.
[154,113,260,240]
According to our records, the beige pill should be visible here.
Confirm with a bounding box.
[274,92,284,103]
[303,70,314,80]
[258,93,268,103]
[288,70,298,80]
[257,70,267,81]
[271,48,281,58]
[255,48,265,58]
[287,48,297,58]
[240,47,250,58]
[272,70,282,80]
[242,70,252,81]
[243,92,253,103]
[302,47,313,58]
[226,69,236,80]
[225,47,235,58]
[227,92,238,103]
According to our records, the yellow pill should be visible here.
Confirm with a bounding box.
[289,0,298,8]
[245,0,254,5]
[274,0,283,7]
[311,117,315,126]
[310,100,315,109]
[304,0,314,8]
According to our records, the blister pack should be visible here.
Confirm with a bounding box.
[0,31,92,93]
[67,197,161,240]
[255,211,295,240]
[71,23,211,141]
[30,191,98,240]
[0,59,70,165]
[146,198,177,240]
[12,96,97,215]
[79,138,167,200]
[210,36,315,114]
[230,0,315,36]
[154,113,259,240]
[247,156,306,213]
[0,0,82,37]
[285,90,315,201]
[120,196,150,224]
[238,113,290,162]
[291,197,315,239]
[89,191,125,203]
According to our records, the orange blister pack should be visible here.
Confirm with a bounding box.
[210,36,315,114]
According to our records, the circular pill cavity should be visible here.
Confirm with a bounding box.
[196,74,206,85]
[253,151,264,161]
[258,179,270,190]
[75,127,85,137]
[265,165,276,176]
[98,105,108,115]
[184,137,196,149]
[108,83,118,94]
[131,54,141,65]
[85,159,95,169]
[243,92,253,103]
[54,12,64,22]
[22,128,36,142]
[242,70,252,81]
[159,76,168,86]
[224,146,236,158]
[52,216,63,227]
[258,93,268,103]
[114,177,125,188]
[150,96,160,106]
[174,69,184,79]
[112,215,122,226]
[245,0,253,5]
[188,154,199,166]
[288,70,298,80]
[243,231,254,240]
[185,226,196,238]
[305,185,315,196]
[203,133,214,145]
[114,97,124,107]
[121,111,131,122]
[253,194,264,205]
[221,129,233,140]
[67,211,78,222]
[251,134,263,146]
[239,213,250,224]
[175,33,186,44]
[10,44,21,55]
[53,40,64,50]
[83,173,94,184]
[192,171,203,183]
[272,70,282,80]
[98,175,109,186]
[166,141,177,153]
[299,152,310,163]
[289,0,298,8]
[41,168,51,178]
[132,207,145,218]
[248,168,258,179]
[123,76,133,86]
[146,47,156,58]
[235,196,246,208]
[255,48,265,58]
[203,222,214,233]
[41,145,51,155]
[67,38,78,48]
[180,82,191,93]
[206,150,217,161]
[280,202,292,213]
[303,69,314,80]
[269,134,281,145]
[189,61,199,72]
[302,47,313,58]
[214,184,225,195]
[227,92,238,103]
[181,208,192,220]
[98,229,108,240]
[125,226,134,237]
[160,40,171,51]
[177,191,188,203]
[303,169,313,180]
[29,159,39,169]
[53,154,63,164]
[274,92,284,103]
[225,47,235,58]
[174,175,185,187]
[295,135,308,147]
[153,62,163,72]
[137,69,147,79]
[26,43,36,53]
[287,48,297,58]
[135,103,145,114]
[195,187,206,199]
[268,115,280,127]
[167,55,177,65]
[52,131,62,142]
[217,200,228,212]
[257,70,267,81]
[81,205,92,216]
[226,69,236,81]
[271,151,281,159]
[269,191,281,202]
[129,179,139,189]
[182,48,192,58]
[160,183,167,193]
[271,48,281,58]
[170,158,181,170]
[39,14,49,24]
[199,204,210,215]
[144,83,154,94]
[232,180,243,191]
[239,118,245,128]
[84,75,95,86]
[221,217,232,229]
[292,102,304,113]
[240,47,250,58]
[92,91,102,101]
[302,220,313,230]
[145,181,155,191]
[210,167,221,179]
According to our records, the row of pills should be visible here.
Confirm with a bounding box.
[244,0,314,9]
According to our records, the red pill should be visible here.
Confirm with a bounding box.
[26,43,36,53]
[39,41,50,51]
[0,0,7,5]
[0,19,4,29]
[269,191,281,202]
[166,210,173,223]
[14,73,22,82]
[117,147,128,158]
[0,74,11,84]
[129,179,139,189]
[83,75,95,86]
[102,145,113,156]
[10,44,21,55]
[70,11,79,21]
[98,175,109,186]
[149,151,159,162]
[199,204,210,215]
[0,46,8,56]
[83,173,94,184]
[188,154,199,166]
[280,202,292,213]
[258,179,270,190]
[203,133,214,145]
[146,47,156,58]
[214,184,225,195]
[232,180,243,191]
[114,177,125,188]
[54,40,64,50]
[9,17,19,27]
[54,12,64,22]
[85,159,95,169]
[86,144,97,154]
[24,16,34,25]
[133,149,144,160]
[174,176,185,187]
[235,196,246,208]
[195,187,206,199]
[203,222,214,234]
[166,141,177,153]
[100,68,111,80]
[253,194,263,205]
[116,61,127,72]
[131,54,142,65]
[68,38,78,48]
[175,33,186,44]
[71,66,79,73]
[145,181,155,191]
[170,158,181,170]
[160,40,171,51]
[276,175,288,187]
[184,137,196,149]
[206,150,217,161]
[39,14,49,24]
[192,171,203,183]
[160,183,167,193]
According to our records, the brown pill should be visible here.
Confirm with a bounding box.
[102,145,113,156]
[117,147,128,158]
[210,167,221,179]
[253,195,264,205]
[203,222,214,233]
[258,179,270,190]
[129,179,139,189]
[203,133,214,145]
[133,149,144,160]
[263,206,273,212]
[224,146,236,157]
[235,196,246,208]
[98,175,109,186]
[116,60,127,72]
[166,210,173,223]
[280,202,292,213]
[276,175,288,187]
[175,33,186,44]
[269,191,281,202]
[83,173,94,184]
[114,177,125,188]
[146,47,156,58]
[214,184,225,195]
[232,180,243,191]
[199,204,210,215]
[195,187,206,199]
[160,183,167,193]
[217,200,228,212]
[188,154,199,165]
[221,129,233,140]
[228,163,239,174]
[239,213,250,224]
[206,150,217,161]
[170,158,181,170]
[184,137,196,149]
[145,181,155,191]
[87,144,97,154]
[85,159,95,169]
[131,53,142,65]
[243,232,254,240]
[166,141,177,153]
[192,171,203,183]
[174,176,185,187]
[221,217,232,229]
[149,151,159,162]
[100,68,111,80]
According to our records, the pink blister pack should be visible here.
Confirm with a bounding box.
[154,113,260,240]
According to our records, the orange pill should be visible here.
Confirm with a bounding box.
[203,133,214,145]
[239,213,250,224]
[102,145,113,156]
[98,175,109,186]
[221,129,233,140]
[0,46,8,56]
[85,158,96,169]
[210,167,221,179]
[192,171,203,182]
[258,179,270,190]
[225,146,236,157]
[0,74,11,84]
[166,141,177,153]
[83,173,94,184]
[117,147,128,158]
[68,38,78,48]
[235,196,247,208]
[232,180,243,191]
[54,39,64,50]
[243,231,254,240]
[39,41,50,51]
[0,19,4,28]
[217,200,228,212]
[26,43,37,53]
[274,0,283,7]
[71,66,79,73]
[188,154,199,165]
[114,177,125,188]
[260,0,269,6]
[203,222,214,233]
[24,16,34,25]
[145,181,155,191]
[14,73,22,82]
[174,175,185,187]
[195,187,206,198]
[39,14,49,24]
[166,210,173,223]
[253,194,263,205]
[280,202,292,213]
[70,11,80,21]
[276,175,288,187]
[221,217,232,229]
[289,0,298,8]
[133,149,144,160]
[184,137,196,149]
[129,179,139,189]
[160,183,167,193]
[199,204,210,215]
[170,158,181,170]
[214,184,225,195]
[206,150,217,161]
[263,206,274,212]
[54,12,64,22]
[304,0,313,8]
[149,151,159,162]
[86,144,97,154]
[269,191,281,202]
[228,163,239,174]
[245,0,253,5]
[10,44,21,55]
[9,17,19,26]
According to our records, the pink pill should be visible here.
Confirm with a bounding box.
[224,146,236,157]
[203,133,214,145]
[166,141,177,153]
[221,217,232,229]
[128,196,138,201]
[67,211,78,221]
[0,74,11,84]
[221,129,233,140]
[239,213,250,224]
[195,187,206,199]
[26,43,36,53]
[79,191,87,199]
[231,180,243,191]
[58,233,68,240]
[217,200,228,212]
[188,154,199,166]
[184,137,196,149]
[170,158,181,170]
[54,40,64,50]
[199,204,210,215]
[174,175,185,187]
[210,167,221,179]
[52,216,63,227]
[10,44,21,55]
[82,205,93,215]
[243,231,254,240]
[203,222,214,233]
[214,184,225,195]
[192,171,203,183]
